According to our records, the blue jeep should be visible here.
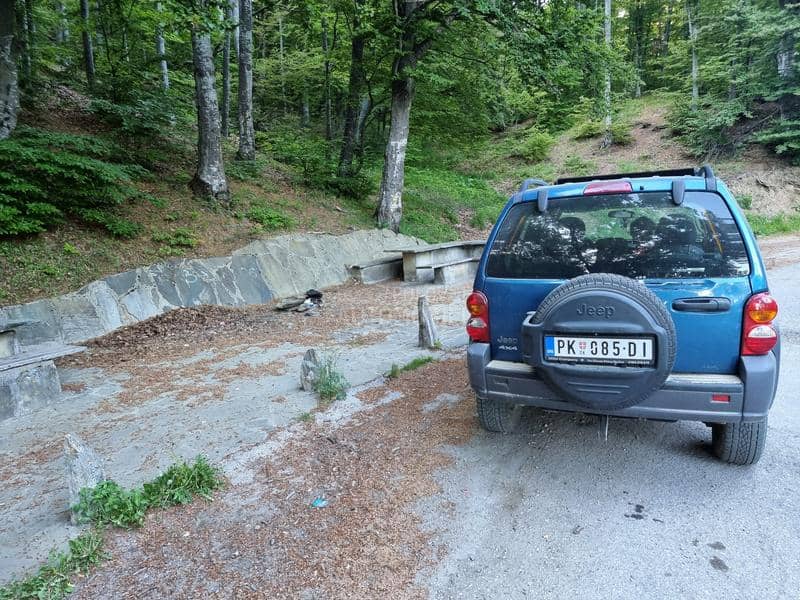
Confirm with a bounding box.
[466,166,780,465]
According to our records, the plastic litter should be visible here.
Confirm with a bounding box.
[310,497,328,508]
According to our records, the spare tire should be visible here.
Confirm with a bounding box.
[521,274,676,411]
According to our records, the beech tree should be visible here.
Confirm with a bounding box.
[237,0,255,160]
[0,0,18,140]
[376,1,465,232]
[188,3,229,202]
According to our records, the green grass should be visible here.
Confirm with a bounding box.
[387,356,436,378]
[397,163,506,242]
[747,212,800,236]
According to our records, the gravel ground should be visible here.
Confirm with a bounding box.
[0,279,470,585]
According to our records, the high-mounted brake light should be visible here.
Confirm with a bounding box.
[466,291,490,343]
[742,293,779,356]
[583,181,633,196]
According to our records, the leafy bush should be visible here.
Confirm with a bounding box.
[246,203,295,231]
[0,127,143,237]
[513,130,554,162]
[573,120,604,140]
[562,155,598,176]
[89,95,180,140]
[152,227,199,248]
[322,173,376,200]
[315,354,349,403]
[737,194,753,210]
[667,98,748,157]
[610,122,634,145]
[754,120,800,165]
[574,120,632,145]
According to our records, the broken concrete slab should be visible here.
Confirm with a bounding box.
[64,433,106,524]
[300,349,321,392]
[0,361,62,420]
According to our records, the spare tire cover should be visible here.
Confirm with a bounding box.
[522,273,677,411]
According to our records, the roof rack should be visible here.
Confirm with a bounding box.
[555,164,717,191]
[518,178,549,194]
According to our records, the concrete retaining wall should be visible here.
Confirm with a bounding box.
[0,230,426,346]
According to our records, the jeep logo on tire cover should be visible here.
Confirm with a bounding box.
[576,303,616,318]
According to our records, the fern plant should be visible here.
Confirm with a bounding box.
[0,126,143,237]
[755,120,800,165]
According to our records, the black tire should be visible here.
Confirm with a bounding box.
[476,396,521,434]
[711,419,768,465]
[529,273,677,411]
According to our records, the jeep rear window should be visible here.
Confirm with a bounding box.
[486,191,750,279]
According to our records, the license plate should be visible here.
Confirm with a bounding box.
[544,335,654,366]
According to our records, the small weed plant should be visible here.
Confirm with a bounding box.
[1,457,221,599]
[315,354,349,403]
[73,456,222,528]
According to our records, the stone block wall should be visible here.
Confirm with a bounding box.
[0,230,426,347]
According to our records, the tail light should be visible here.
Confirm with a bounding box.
[742,293,779,356]
[466,291,490,343]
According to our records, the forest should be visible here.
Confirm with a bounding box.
[0,0,798,302]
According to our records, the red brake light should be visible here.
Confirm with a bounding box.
[466,291,490,343]
[742,293,779,356]
[583,181,633,196]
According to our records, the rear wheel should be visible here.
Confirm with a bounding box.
[711,418,768,465]
[476,396,521,433]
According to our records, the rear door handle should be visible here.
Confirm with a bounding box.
[672,297,732,313]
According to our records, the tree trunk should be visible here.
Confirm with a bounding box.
[231,0,239,57]
[80,0,95,88]
[601,0,613,147]
[778,0,799,116]
[338,13,367,177]
[687,1,699,112]
[322,16,333,142]
[354,96,370,152]
[236,0,255,160]
[56,2,69,43]
[0,0,18,140]
[221,20,231,137]
[278,13,287,116]
[156,2,169,90]
[20,0,32,83]
[189,27,229,203]
[301,86,311,127]
[377,76,414,232]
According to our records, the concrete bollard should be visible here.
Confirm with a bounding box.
[418,297,440,350]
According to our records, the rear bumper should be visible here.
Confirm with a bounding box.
[467,343,779,423]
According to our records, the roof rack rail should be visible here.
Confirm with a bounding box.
[518,178,549,194]
[556,168,698,185]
